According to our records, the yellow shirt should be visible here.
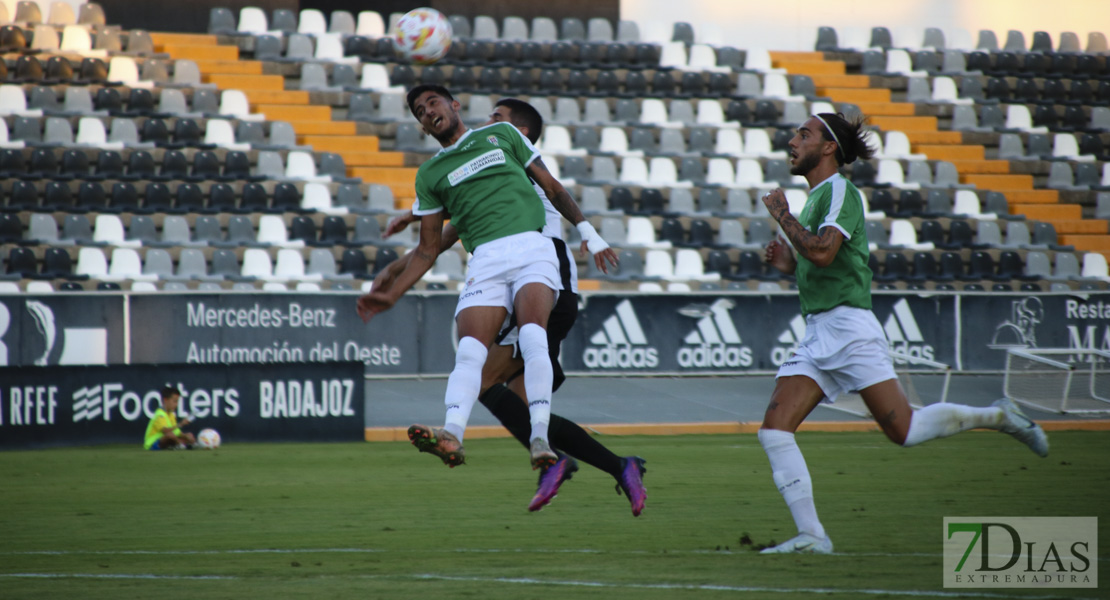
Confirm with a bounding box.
[144,408,177,449]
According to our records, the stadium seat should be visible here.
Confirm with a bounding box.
[241,248,274,279]
[275,248,312,280]
[209,7,236,33]
[4,245,38,278]
[356,11,385,37]
[339,248,369,278]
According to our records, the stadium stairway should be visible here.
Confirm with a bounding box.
[770,50,1110,259]
[148,32,418,208]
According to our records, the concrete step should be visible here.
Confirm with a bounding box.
[1041,219,1109,234]
[947,159,1010,174]
[1059,235,1110,253]
[285,120,358,135]
[297,135,381,153]
[1014,204,1082,220]
[194,59,263,75]
[338,151,406,167]
[769,51,826,61]
[205,73,284,91]
[913,144,985,161]
[349,166,419,184]
[961,174,1034,189]
[159,43,238,61]
[808,73,870,88]
[852,101,915,116]
[776,60,845,75]
[243,90,310,105]
[150,32,219,46]
[819,87,890,103]
[255,104,332,121]
[1000,190,1060,204]
[904,131,962,144]
[870,115,937,132]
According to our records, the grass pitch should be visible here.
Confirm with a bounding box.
[1,432,1107,600]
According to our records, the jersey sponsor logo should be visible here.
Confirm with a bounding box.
[884,299,934,363]
[771,314,807,366]
[447,149,506,186]
[583,300,659,369]
[676,300,752,368]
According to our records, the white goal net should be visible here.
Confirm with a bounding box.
[1003,348,1110,414]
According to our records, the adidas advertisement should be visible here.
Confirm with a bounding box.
[771,314,808,367]
[568,296,761,372]
[869,295,953,366]
[581,299,660,369]
[565,295,956,374]
[880,298,937,364]
[0,362,364,450]
[676,299,753,369]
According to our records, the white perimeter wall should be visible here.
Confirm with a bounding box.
[620,0,1109,52]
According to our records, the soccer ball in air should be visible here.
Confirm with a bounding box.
[197,428,221,449]
[392,7,453,64]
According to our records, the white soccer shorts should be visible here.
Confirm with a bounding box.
[454,230,561,317]
[776,305,897,403]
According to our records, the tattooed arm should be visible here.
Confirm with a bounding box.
[528,158,587,225]
[526,157,619,273]
[761,188,843,268]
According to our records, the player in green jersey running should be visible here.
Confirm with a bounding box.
[756,113,1049,554]
[357,85,614,474]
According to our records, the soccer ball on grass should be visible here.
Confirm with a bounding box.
[392,7,453,64]
[197,428,221,449]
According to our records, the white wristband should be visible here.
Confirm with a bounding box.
[576,221,610,254]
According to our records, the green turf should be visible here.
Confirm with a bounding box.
[0,432,1106,599]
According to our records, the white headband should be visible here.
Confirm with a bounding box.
[813,114,843,162]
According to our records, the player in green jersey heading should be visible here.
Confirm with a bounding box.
[374,98,640,514]
[757,113,1049,554]
[357,85,614,475]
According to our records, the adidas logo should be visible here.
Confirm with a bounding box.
[771,314,807,367]
[583,300,659,369]
[883,299,935,363]
[677,300,752,368]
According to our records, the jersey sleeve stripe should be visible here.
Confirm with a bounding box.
[412,196,444,216]
[820,176,852,240]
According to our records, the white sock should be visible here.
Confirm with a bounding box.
[758,428,825,539]
[518,323,552,443]
[442,336,487,443]
[902,403,1004,447]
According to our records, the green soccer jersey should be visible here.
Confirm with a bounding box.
[794,173,873,315]
[412,122,546,252]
